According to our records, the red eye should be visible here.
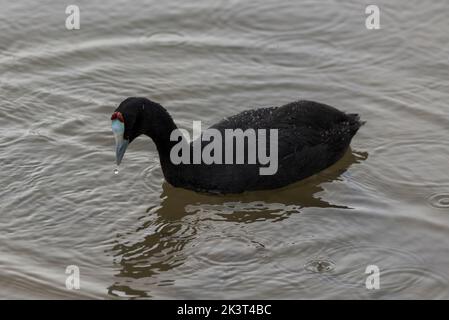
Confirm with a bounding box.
[111,112,124,123]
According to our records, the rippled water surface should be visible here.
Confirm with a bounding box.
[1,0,449,299]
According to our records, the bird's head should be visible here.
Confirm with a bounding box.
[111,97,177,166]
[111,98,142,166]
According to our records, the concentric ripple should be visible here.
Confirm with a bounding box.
[428,193,449,210]
[304,258,336,274]
[272,237,449,297]
[140,158,165,191]
[210,0,348,35]
[360,138,449,189]
[189,234,267,268]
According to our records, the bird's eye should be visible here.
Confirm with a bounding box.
[111,112,124,123]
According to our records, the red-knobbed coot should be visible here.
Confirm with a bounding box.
[111,97,363,194]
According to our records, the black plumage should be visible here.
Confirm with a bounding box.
[113,97,364,194]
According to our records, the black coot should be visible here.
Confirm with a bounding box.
[111,97,364,194]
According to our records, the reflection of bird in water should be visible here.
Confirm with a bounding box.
[153,148,368,222]
[107,149,367,297]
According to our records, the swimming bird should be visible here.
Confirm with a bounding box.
[111,97,363,194]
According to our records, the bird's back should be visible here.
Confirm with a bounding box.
[176,100,363,193]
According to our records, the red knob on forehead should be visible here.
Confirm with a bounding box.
[111,112,124,123]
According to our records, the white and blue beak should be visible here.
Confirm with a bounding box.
[112,119,128,166]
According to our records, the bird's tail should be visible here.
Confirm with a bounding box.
[347,113,365,135]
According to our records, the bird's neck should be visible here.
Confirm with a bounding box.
[140,103,180,183]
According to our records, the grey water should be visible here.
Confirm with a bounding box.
[1,0,449,299]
